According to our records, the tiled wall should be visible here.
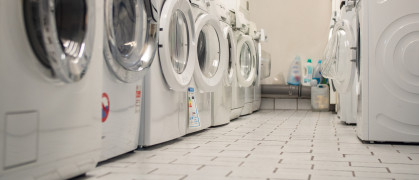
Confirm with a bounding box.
[261,98,312,110]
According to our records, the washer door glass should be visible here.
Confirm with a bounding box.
[104,0,158,83]
[24,0,95,83]
[333,21,356,93]
[192,14,228,92]
[235,35,256,88]
[169,10,189,74]
[158,0,195,91]
[197,24,220,78]
[240,42,252,80]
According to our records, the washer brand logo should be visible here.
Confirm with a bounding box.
[102,92,110,122]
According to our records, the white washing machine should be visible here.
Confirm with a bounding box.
[139,0,195,147]
[101,0,159,161]
[186,0,228,133]
[248,22,267,112]
[230,11,257,120]
[210,1,236,126]
[328,1,358,124]
[356,0,419,143]
[0,0,103,179]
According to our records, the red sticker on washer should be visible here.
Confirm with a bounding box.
[102,92,110,122]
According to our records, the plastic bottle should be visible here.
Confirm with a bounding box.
[312,60,323,85]
[287,56,302,86]
[302,59,313,86]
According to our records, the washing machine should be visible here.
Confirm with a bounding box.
[0,0,103,179]
[326,0,358,124]
[101,0,159,161]
[209,1,236,126]
[356,0,419,143]
[248,22,267,112]
[139,0,195,147]
[185,0,228,133]
[230,11,257,120]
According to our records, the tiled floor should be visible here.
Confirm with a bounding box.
[77,110,419,180]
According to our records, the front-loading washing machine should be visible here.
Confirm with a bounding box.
[324,0,358,124]
[248,22,267,112]
[139,0,195,147]
[356,0,419,143]
[186,0,228,133]
[209,1,236,126]
[100,0,159,161]
[230,11,257,120]
[0,0,103,179]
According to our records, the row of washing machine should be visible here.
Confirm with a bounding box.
[0,0,268,179]
[322,0,419,143]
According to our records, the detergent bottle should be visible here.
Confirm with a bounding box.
[302,59,313,86]
[287,56,302,86]
[312,60,323,85]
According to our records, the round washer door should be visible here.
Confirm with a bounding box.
[323,19,356,93]
[104,0,159,83]
[236,34,257,88]
[159,0,195,91]
[24,0,96,83]
[193,14,228,92]
[223,26,236,87]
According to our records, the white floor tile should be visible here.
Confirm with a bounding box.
[76,110,419,180]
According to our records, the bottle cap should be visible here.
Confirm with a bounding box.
[308,59,312,63]
[318,60,322,64]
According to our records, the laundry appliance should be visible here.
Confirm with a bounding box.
[230,11,257,119]
[186,0,228,133]
[209,1,236,126]
[101,0,159,160]
[325,0,358,124]
[356,0,419,143]
[0,0,103,179]
[248,22,267,112]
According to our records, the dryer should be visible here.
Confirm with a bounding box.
[231,11,257,120]
[210,1,236,126]
[356,0,419,143]
[139,0,195,147]
[100,0,159,161]
[186,0,228,133]
[0,0,103,179]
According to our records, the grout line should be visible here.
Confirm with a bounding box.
[147,168,158,174]
[197,165,205,170]
[179,175,188,180]
[225,171,233,177]
[96,172,111,178]
[146,155,156,159]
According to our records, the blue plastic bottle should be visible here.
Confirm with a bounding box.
[313,60,323,85]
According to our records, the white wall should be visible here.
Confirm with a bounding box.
[249,0,332,84]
